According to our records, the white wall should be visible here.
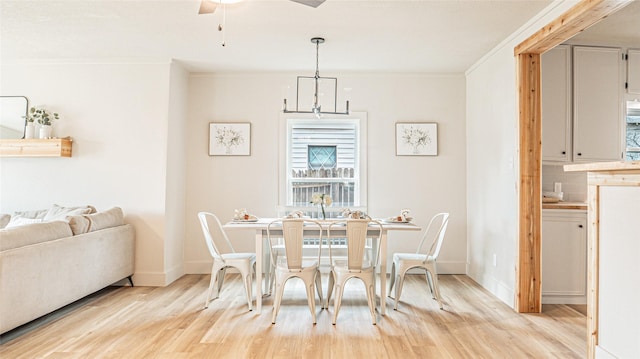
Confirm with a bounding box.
[465,0,579,307]
[185,72,468,274]
[0,60,180,286]
[164,61,189,283]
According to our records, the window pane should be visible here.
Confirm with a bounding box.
[308,145,337,169]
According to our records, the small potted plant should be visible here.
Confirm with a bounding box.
[26,106,60,139]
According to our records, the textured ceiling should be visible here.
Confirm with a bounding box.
[2,0,637,74]
[1,0,559,73]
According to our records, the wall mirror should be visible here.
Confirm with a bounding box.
[0,96,28,139]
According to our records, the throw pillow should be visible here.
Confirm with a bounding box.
[6,217,43,228]
[12,208,48,219]
[66,215,91,235]
[85,207,124,232]
[43,204,94,221]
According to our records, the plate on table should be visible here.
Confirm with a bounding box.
[233,215,259,222]
[383,217,412,224]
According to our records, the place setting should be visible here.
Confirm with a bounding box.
[231,208,259,222]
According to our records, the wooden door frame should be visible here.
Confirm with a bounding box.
[514,0,631,313]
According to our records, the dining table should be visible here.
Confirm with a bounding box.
[223,217,422,315]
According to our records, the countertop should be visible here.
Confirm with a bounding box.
[564,161,640,172]
[542,201,587,210]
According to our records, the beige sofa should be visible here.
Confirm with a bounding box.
[0,207,135,334]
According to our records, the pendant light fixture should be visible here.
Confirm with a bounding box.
[283,37,350,118]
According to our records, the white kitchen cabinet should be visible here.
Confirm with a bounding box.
[573,46,624,162]
[542,45,572,163]
[541,209,587,304]
[628,49,640,94]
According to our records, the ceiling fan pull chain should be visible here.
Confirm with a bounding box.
[219,2,227,47]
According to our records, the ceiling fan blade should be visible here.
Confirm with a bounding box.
[198,0,218,14]
[290,0,326,8]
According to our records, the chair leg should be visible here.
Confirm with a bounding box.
[315,270,324,309]
[217,267,227,294]
[428,270,444,310]
[305,279,317,324]
[425,270,435,297]
[244,271,253,311]
[271,276,286,324]
[332,281,345,325]
[326,271,335,309]
[393,271,405,311]
[267,262,276,296]
[388,262,396,298]
[366,279,377,325]
[205,264,221,308]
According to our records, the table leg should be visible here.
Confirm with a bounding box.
[255,231,262,314]
[379,231,388,315]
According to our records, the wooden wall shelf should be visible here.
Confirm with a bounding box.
[0,138,73,157]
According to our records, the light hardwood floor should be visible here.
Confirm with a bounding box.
[0,274,586,358]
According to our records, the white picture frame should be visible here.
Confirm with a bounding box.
[395,122,438,156]
[209,122,251,156]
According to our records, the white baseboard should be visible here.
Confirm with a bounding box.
[542,296,587,305]
[132,267,184,287]
[184,260,213,274]
[466,266,515,308]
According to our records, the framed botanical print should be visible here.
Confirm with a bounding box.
[395,122,438,156]
[209,122,251,156]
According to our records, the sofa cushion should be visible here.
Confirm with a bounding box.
[0,221,73,251]
[6,209,47,228]
[5,217,43,228]
[66,215,91,235]
[85,207,124,232]
[43,204,95,221]
[0,214,10,229]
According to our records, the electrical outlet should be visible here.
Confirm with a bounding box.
[493,254,497,267]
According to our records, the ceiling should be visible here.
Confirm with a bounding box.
[1,0,555,73]
[569,0,640,48]
[0,1,637,74]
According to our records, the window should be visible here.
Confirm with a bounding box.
[278,114,367,218]
[308,145,337,169]
[627,102,640,161]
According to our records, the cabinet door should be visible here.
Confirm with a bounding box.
[542,45,572,163]
[628,49,640,94]
[541,212,587,303]
[573,46,623,162]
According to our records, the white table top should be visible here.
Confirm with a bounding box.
[223,217,422,231]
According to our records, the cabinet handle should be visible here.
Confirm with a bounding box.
[562,151,566,155]
[578,225,584,228]
[577,153,582,156]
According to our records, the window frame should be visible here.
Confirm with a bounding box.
[278,112,368,216]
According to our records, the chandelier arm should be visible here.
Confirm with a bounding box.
[282,37,350,117]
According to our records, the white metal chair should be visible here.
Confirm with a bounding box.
[198,212,256,311]
[388,212,450,310]
[326,219,383,325]
[267,218,324,324]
